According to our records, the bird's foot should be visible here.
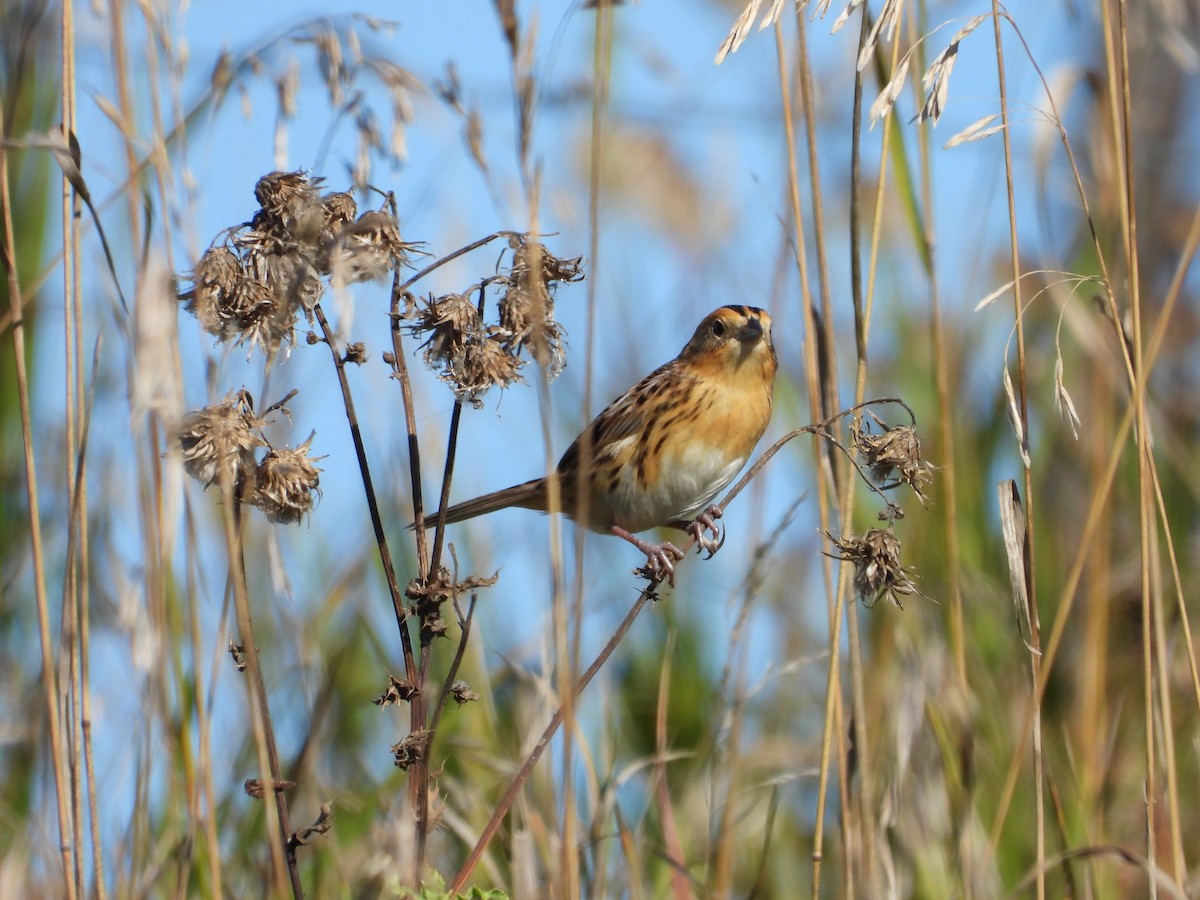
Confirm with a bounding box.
[686,506,725,559]
[611,525,686,586]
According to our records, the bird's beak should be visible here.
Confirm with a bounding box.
[735,317,764,343]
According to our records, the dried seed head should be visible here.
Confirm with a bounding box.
[292,802,333,846]
[319,191,358,263]
[498,240,582,375]
[373,675,418,706]
[825,528,920,608]
[184,246,241,333]
[251,433,322,524]
[326,209,416,284]
[410,292,480,368]
[390,730,429,770]
[178,391,263,488]
[221,264,296,355]
[448,331,526,408]
[239,226,325,313]
[449,680,480,705]
[244,778,295,799]
[852,416,934,505]
[253,170,323,241]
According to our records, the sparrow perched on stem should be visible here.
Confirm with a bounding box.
[427,305,777,582]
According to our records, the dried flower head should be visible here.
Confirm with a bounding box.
[178,390,263,488]
[498,239,582,375]
[825,528,920,608]
[326,209,417,284]
[317,191,358,272]
[373,675,418,707]
[448,331,526,407]
[323,191,358,228]
[228,641,247,672]
[250,433,323,524]
[391,730,429,771]
[449,680,480,705]
[184,235,314,356]
[852,414,934,505]
[244,778,295,799]
[292,802,333,846]
[410,292,480,364]
[253,169,324,242]
[250,241,324,313]
[183,246,241,334]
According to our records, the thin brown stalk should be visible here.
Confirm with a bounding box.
[1113,0,1163,887]
[0,100,79,900]
[990,5,1045,896]
[746,787,782,900]
[910,1,967,699]
[708,644,746,898]
[415,391,465,876]
[562,5,615,895]
[450,587,655,894]
[426,594,478,742]
[387,277,430,574]
[653,639,691,900]
[183,504,225,897]
[220,493,298,898]
[60,3,84,895]
[770,19,843,898]
[840,10,882,897]
[61,340,103,900]
[313,301,424,878]
[795,14,838,425]
[314,303,417,666]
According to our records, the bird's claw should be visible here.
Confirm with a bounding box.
[635,541,686,586]
[687,506,725,559]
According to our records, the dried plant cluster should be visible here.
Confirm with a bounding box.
[169,152,587,892]
[822,411,934,608]
[403,235,582,406]
[178,390,322,525]
[182,170,416,356]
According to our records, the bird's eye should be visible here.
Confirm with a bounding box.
[711,320,727,337]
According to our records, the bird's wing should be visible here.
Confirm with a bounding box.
[556,361,683,474]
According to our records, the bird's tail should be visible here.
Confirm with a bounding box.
[411,478,547,529]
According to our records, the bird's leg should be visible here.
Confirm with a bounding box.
[681,506,725,559]
[610,525,686,586]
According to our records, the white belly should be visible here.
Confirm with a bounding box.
[598,443,747,533]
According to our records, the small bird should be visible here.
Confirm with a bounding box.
[425,305,777,581]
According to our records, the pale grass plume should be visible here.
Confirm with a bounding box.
[854,0,905,71]
[714,0,790,64]
[944,113,1006,148]
[869,13,990,126]
[916,14,989,125]
[830,0,865,35]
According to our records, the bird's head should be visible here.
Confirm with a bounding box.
[681,305,777,384]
